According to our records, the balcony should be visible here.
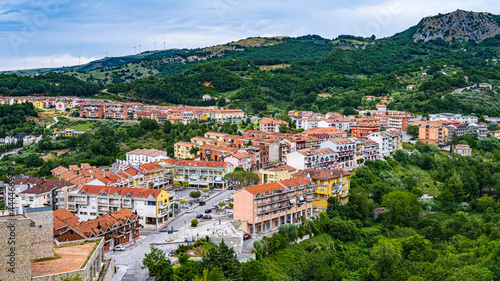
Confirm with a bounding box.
[257,196,290,207]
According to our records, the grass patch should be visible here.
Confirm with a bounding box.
[31,253,62,262]
[171,242,217,257]
[72,123,95,131]
[55,240,97,249]
[402,142,415,150]
[80,242,99,269]
[40,149,70,160]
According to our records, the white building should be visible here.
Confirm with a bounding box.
[67,185,170,226]
[125,149,167,165]
[285,148,336,170]
[368,129,403,158]
[428,113,477,124]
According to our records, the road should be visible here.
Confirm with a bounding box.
[108,189,234,281]
[47,116,58,129]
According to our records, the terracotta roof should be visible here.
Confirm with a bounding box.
[176,160,228,168]
[126,148,166,157]
[79,185,164,198]
[295,148,334,156]
[69,165,80,171]
[205,132,228,137]
[80,170,92,177]
[228,152,252,159]
[80,163,92,170]
[191,137,214,143]
[59,171,80,181]
[267,164,297,172]
[53,208,79,231]
[292,169,352,180]
[175,141,196,147]
[364,139,379,146]
[160,158,177,165]
[51,166,69,176]
[244,177,311,196]
[15,178,74,195]
[69,176,92,186]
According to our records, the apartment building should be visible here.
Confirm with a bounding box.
[53,208,139,251]
[204,131,229,141]
[233,177,315,234]
[67,185,169,226]
[200,143,238,161]
[387,115,417,132]
[350,122,380,140]
[414,121,447,146]
[368,129,403,157]
[453,144,472,156]
[174,141,199,159]
[428,113,477,124]
[292,169,352,206]
[173,160,233,188]
[125,149,167,165]
[285,148,336,170]
[259,164,297,184]
[364,139,379,161]
[319,138,358,170]
[258,118,287,133]
[7,178,76,214]
[224,152,253,171]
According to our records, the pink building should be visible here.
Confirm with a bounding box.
[224,152,253,171]
[233,177,315,234]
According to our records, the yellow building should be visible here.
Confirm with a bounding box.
[33,100,45,110]
[259,164,297,184]
[292,168,352,208]
[174,141,199,159]
[190,136,214,146]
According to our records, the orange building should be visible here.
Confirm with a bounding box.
[350,122,380,140]
[415,121,447,145]
[233,177,315,234]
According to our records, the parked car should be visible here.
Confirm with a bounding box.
[224,197,231,202]
[196,214,203,219]
[204,209,212,213]
[203,215,212,219]
[228,185,235,190]
[211,205,218,210]
[199,201,206,206]
[186,209,194,213]
[114,245,125,251]
[243,233,251,240]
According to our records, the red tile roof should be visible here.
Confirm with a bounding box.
[14,178,74,195]
[244,177,311,196]
[176,160,228,168]
[79,185,163,198]
[292,169,352,180]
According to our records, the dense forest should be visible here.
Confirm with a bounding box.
[140,141,500,281]
[0,103,43,136]
[0,72,100,97]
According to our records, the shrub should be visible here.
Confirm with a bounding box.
[191,219,199,227]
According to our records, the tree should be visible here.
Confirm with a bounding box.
[181,180,189,188]
[189,190,201,201]
[140,118,159,131]
[189,146,200,156]
[191,219,199,227]
[343,106,357,116]
[142,245,174,280]
[381,191,420,225]
[241,259,269,281]
[222,171,259,188]
[393,149,409,165]
[195,267,228,281]
[163,120,172,134]
[180,199,187,206]
[371,240,402,278]
[407,125,419,139]
[200,239,242,280]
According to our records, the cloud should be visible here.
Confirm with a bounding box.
[0,54,97,72]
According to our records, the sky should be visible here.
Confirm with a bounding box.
[0,0,499,71]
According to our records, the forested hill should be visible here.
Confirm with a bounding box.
[4,10,500,117]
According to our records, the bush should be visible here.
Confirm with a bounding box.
[191,219,199,227]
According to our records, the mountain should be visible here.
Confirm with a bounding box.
[413,9,500,43]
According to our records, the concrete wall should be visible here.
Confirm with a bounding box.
[102,256,116,281]
[0,216,31,281]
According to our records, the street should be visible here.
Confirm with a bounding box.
[108,189,235,281]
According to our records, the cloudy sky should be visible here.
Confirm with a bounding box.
[0,0,499,71]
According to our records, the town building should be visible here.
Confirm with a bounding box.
[125,149,167,165]
[259,164,298,184]
[453,144,472,156]
[350,122,380,140]
[368,129,403,157]
[233,177,315,234]
[285,148,336,170]
[58,129,85,137]
[7,178,76,214]
[67,185,169,227]
[414,121,448,146]
[53,208,139,251]
[174,141,199,159]
[428,113,477,124]
[292,168,352,207]
[259,118,288,133]
[172,160,232,188]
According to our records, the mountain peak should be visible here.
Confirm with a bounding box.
[413,9,500,43]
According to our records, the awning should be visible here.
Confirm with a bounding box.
[215,175,222,181]
[290,199,296,205]
[299,196,305,202]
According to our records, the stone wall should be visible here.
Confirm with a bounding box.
[0,215,31,281]
[24,207,54,261]
[32,237,106,281]
[102,256,116,281]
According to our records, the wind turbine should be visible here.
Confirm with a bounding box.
[133,46,136,54]
[154,38,157,50]
[138,42,141,53]
[163,38,166,50]
[78,56,81,65]
[103,49,108,58]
